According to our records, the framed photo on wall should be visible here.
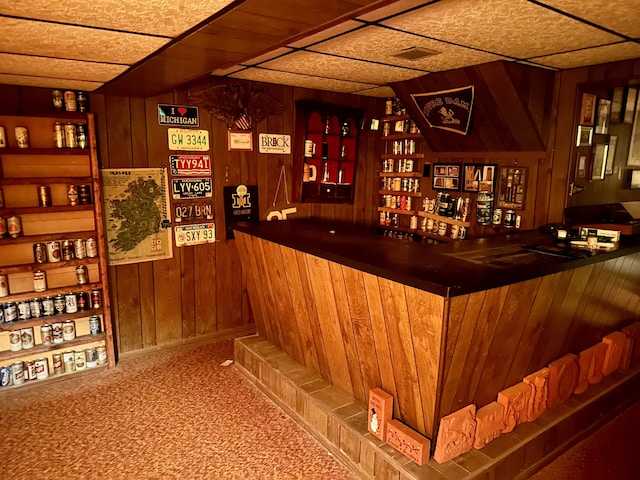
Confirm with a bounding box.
[576,125,593,147]
[433,164,461,191]
[595,99,611,134]
[605,135,617,175]
[497,166,528,210]
[580,93,596,126]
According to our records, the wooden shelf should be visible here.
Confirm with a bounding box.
[0,230,97,245]
[0,257,99,275]
[380,153,424,159]
[381,114,410,122]
[0,204,94,215]
[378,189,421,197]
[418,211,471,227]
[0,147,90,155]
[0,364,108,392]
[0,176,93,186]
[0,281,101,304]
[379,172,422,178]
[0,308,104,332]
[377,207,417,216]
[0,333,106,363]
[1,112,88,121]
[382,133,423,141]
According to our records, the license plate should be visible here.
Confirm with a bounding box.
[174,223,215,247]
[171,178,212,199]
[168,128,209,151]
[170,155,211,176]
[173,201,213,222]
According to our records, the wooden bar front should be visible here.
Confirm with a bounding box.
[234,220,640,442]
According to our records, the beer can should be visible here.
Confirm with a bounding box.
[53,295,66,315]
[78,184,92,204]
[29,298,42,318]
[85,237,98,257]
[492,208,503,225]
[437,221,448,236]
[52,322,64,344]
[52,353,63,375]
[25,359,36,380]
[62,320,76,341]
[459,226,467,240]
[91,289,101,309]
[0,126,6,148]
[504,209,516,228]
[42,296,55,316]
[0,365,11,387]
[7,215,22,238]
[64,293,78,314]
[14,126,29,148]
[0,216,7,238]
[64,123,77,148]
[40,324,52,345]
[18,301,31,320]
[11,361,25,385]
[64,90,77,112]
[61,239,75,260]
[77,291,88,311]
[33,242,48,263]
[21,327,35,349]
[35,358,49,380]
[76,265,88,285]
[33,270,47,292]
[450,224,460,240]
[38,185,52,207]
[77,91,88,112]
[89,315,101,335]
[76,124,87,149]
[46,241,61,262]
[62,351,75,372]
[383,122,391,136]
[74,350,86,370]
[67,185,78,206]
[0,274,8,297]
[9,330,22,351]
[96,345,107,365]
[4,302,17,322]
[85,347,97,368]
[53,122,65,148]
[52,89,64,110]
[74,238,86,259]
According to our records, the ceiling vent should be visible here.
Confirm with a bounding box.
[391,47,439,61]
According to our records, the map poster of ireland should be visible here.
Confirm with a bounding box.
[101,168,173,266]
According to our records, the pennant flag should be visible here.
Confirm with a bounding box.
[411,86,474,135]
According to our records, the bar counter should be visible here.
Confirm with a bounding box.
[233,219,640,452]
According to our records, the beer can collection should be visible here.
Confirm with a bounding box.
[33,270,47,292]
[64,91,77,112]
[78,184,92,204]
[52,90,64,110]
[89,315,101,334]
[67,185,79,205]
[76,265,88,285]
[7,215,22,238]
[64,123,77,148]
[54,122,65,148]
[33,243,47,263]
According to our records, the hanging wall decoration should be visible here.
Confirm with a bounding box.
[411,85,474,135]
[188,80,285,131]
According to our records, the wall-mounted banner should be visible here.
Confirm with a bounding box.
[258,133,291,154]
[171,177,213,199]
[411,86,474,135]
[223,184,259,239]
[158,104,199,127]
[168,128,210,151]
[169,154,211,176]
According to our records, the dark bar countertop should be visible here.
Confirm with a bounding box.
[233,220,640,297]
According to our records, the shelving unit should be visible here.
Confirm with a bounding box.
[296,100,361,203]
[0,111,114,389]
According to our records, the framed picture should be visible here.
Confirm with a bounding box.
[370,118,380,131]
[432,163,461,191]
[227,130,253,151]
[595,99,611,134]
[627,94,640,166]
[576,125,593,147]
[463,164,483,192]
[605,135,617,175]
[592,143,608,180]
[497,166,528,209]
[610,87,624,123]
[580,93,596,126]
[479,165,496,193]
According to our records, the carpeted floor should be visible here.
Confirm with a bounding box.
[0,338,637,479]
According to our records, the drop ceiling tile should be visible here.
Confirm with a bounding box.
[351,85,397,98]
[287,20,362,48]
[532,42,640,69]
[540,0,640,38]
[0,73,102,91]
[0,18,170,64]
[357,0,436,22]
[0,53,127,82]
[230,68,375,94]
[0,0,234,37]
[382,0,623,59]
[309,26,506,71]
[260,51,426,85]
